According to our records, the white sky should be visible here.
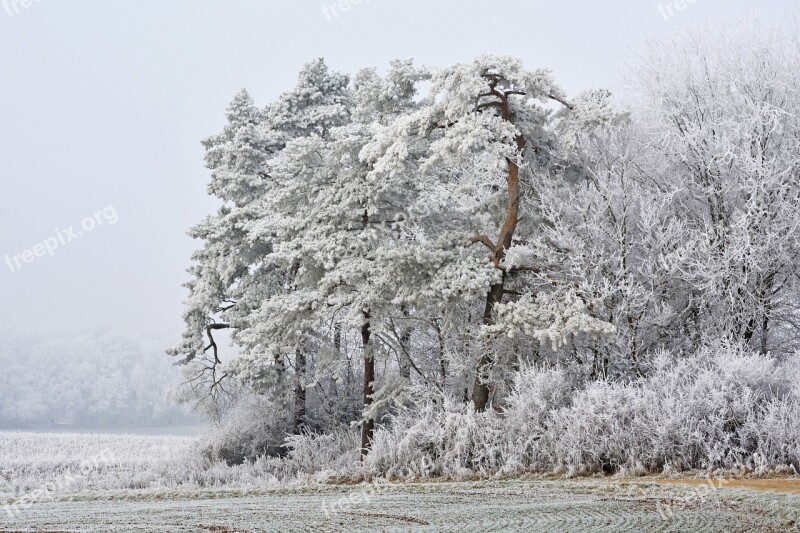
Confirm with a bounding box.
[0,0,791,340]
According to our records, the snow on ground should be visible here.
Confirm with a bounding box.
[0,431,201,498]
[1,432,799,532]
[2,480,799,532]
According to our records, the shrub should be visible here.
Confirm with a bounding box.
[200,394,293,465]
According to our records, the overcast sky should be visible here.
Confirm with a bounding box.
[0,0,790,341]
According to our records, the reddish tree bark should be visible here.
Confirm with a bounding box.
[360,312,375,459]
[471,76,527,412]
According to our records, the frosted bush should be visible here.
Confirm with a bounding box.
[752,398,800,471]
[201,393,293,465]
[543,344,800,474]
[282,430,361,480]
[362,344,800,478]
[365,395,505,480]
[502,366,579,470]
[7,346,798,493]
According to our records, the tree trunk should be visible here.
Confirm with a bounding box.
[333,322,342,353]
[293,349,306,434]
[759,273,774,355]
[434,319,447,386]
[399,307,412,381]
[360,312,375,460]
[472,275,506,411]
[470,87,525,411]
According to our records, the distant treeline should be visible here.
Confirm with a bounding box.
[0,326,194,428]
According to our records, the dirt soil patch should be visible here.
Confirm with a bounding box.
[655,478,800,495]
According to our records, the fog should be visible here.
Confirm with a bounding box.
[0,0,785,428]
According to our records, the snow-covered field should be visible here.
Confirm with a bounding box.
[3,478,799,532]
[0,431,201,497]
[1,432,799,532]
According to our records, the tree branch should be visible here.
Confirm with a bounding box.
[470,234,496,251]
[204,323,230,364]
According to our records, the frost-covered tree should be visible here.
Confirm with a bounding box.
[170,59,351,430]
[168,88,270,416]
[244,59,431,455]
[528,19,800,377]
[365,56,617,410]
[168,22,800,477]
[530,118,685,377]
[634,21,800,354]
